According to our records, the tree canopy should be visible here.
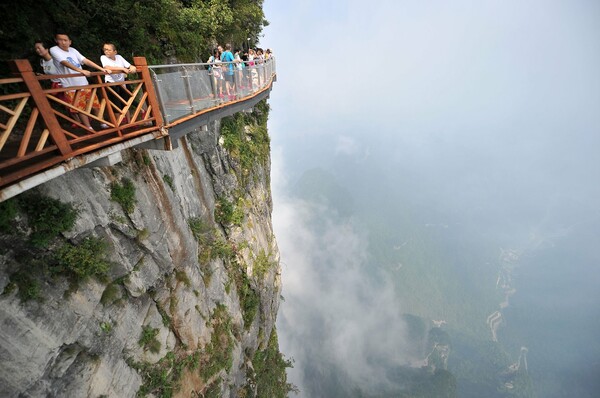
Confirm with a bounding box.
[0,0,268,74]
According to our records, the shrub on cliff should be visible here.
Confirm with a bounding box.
[53,236,111,281]
[18,191,78,247]
[110,178,137,214]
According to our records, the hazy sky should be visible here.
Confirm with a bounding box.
[262,0,599,173]
[260,1,600,395]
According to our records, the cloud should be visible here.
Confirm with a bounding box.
[272,149,414,395]
[334,135,359,156]
[264,1,600,395]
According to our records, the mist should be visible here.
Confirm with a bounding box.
[272,161,430,394]
[262,1,600,396]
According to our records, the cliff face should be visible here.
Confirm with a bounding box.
[0,104,286,397]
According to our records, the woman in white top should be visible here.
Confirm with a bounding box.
[34,40,60,85]
[208,47,224,98]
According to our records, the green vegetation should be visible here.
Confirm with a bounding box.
[200,267,213,287]
[204,381,222,398]
[247,328,297,398]
[108,211,127,224]
[214,197,244,226]
[188,217,210,241]
[190,213,258,329]
[53,236,111,281]
[156,304,172,329]
[238,272,260,329]
[1,0,268,72]
[100,283,121,306]
[100,321,113,334]
[162,175,174,191]
[253,249,275,279]
[18,191,78,247]
[130,350,199,398]
[8,270,41,301]
[188,217,232,265]
[174,269,191,288]
[0,192,90,301]
[199,304,235,379]
[136,228,150,242]
[0,198,18,232]
[110,178,136,214]
[220,101,271,183]
[132,305,235,397]
[139,325,161,354]
[208,236,235,261]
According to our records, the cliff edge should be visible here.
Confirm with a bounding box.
[0,101,292,397]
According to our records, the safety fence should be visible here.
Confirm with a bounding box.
[0,56,276,190]
[149,57,276,124]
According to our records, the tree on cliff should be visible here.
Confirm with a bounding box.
[0,0,268,73]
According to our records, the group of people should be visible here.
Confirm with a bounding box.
[208,43,273,100]
[34,32,137,131]
[33,33,272,128]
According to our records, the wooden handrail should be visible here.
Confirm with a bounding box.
[0,57,163,188]
[0,56,276,194]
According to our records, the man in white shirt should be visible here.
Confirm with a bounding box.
[50,32,111,131]
[101,43,137,123]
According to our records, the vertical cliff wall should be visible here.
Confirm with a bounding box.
[0,101,291,397]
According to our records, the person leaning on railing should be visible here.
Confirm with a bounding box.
[50,32,111,131]
[208,48,224,98]
[34,39,82,127]
[34,40,63,91]
[101,43,137,125]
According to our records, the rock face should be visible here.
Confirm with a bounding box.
[0,106,283,397]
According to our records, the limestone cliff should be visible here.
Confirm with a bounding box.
[0,102,291,397]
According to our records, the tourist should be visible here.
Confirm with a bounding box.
[208,47,224,99]
[50,32,110,131]
[220,43,236,100]
[101,43,137,124]
[33,39,82,126]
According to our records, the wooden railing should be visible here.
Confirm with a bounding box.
[0,57,163,189]
[0,56,276,194]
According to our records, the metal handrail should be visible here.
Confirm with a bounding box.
[148,57,276,124]
[149,58,272,70]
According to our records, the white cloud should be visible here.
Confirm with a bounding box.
[272,150,413,394]
[334,135,359,156]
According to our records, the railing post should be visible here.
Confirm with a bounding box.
[181,66,196,113]
[211,72,218,102]
[234,68,241,99]
[9,59,72,155]
[257,63,263,89]
[134,57,164,128]
[149,69,168,122]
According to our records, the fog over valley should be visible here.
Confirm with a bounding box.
[262,0,600,397]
